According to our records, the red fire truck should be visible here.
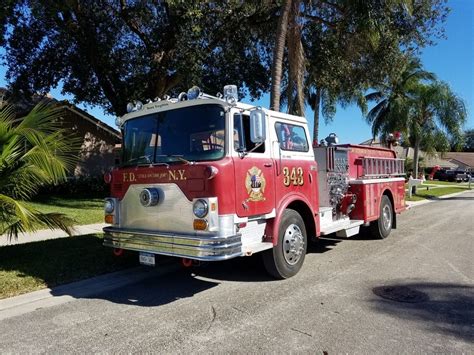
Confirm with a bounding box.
[103,85,406,278]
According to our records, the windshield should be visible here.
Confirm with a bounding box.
[122,104,226,166]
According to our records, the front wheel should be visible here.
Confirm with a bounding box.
[369,195,393,239]
[263,209,307,279]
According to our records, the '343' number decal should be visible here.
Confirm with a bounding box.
[283,167,304,186]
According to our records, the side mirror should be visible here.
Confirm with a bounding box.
[250,108,266,144]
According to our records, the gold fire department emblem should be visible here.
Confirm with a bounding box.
[245,166,266,202]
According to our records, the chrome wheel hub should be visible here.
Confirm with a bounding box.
[283,224,305,265]
[382,204,392,230]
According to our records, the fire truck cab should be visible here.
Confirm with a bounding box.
[103,85,406,279]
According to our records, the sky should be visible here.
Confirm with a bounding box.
[0,0,472,145]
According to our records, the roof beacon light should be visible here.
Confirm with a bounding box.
[135,101,143,111]
[115,116,123,127]
[187,86,201,100]
[223,85,238,105]
[325,133,339,145]
[126,102,134,113]
[178,92,188,101]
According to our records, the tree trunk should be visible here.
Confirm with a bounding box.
[287,0,304,116]
[270,0,292,111]
[312,87,321,147]
[412,136,421,194]
[413,137,421,177]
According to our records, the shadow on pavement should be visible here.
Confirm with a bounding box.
[48,237,343,307]
[83,268,221,307]
[370,281,473,342]
[1,231,355,308]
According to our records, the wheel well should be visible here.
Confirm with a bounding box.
[383,189,397,229]
[286,200,316,240]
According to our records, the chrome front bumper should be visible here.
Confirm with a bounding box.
[103,226,243,261]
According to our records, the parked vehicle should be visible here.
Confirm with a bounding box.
[434,169,469,182]
[103,85,407,278]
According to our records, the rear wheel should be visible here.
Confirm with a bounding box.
[263,209,307,279]
[370,195,393,239]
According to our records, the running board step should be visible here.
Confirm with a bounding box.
[320,219,364,237]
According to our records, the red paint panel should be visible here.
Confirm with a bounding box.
[109,158,237,214]
[349,180,406,223]
[274,159,319,238]
[233,157,275,217]
[348,184,365,221]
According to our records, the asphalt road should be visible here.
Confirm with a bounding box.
[1,191,473,353]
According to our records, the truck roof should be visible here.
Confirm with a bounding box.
[119,96,308,126]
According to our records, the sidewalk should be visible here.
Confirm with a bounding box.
[405,189,471,209]
[0,223,107,246]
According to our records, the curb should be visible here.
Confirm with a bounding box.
[0,261,180,321]
[406,189,472,209]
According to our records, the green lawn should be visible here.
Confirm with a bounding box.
[0,234,138,299]
[406,185,470,201]
[26,196,104,225]
[423,180,469,186]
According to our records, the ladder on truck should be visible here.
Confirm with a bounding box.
[361,157,405,178]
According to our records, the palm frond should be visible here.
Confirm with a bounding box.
[365,91,384,102]
[0,102,79,239]
[0,194,75,239]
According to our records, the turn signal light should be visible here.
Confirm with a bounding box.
[105,215,114,224]
[193,219,208,230]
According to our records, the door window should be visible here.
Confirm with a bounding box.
[234,114,265,153]
[275,122,309,152]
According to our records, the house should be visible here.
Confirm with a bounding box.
[0,88,121,177]
[55,102,121,177]
[442,152,474,172]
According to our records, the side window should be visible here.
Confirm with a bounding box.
[275,122,309,152]
[234,113,265,153]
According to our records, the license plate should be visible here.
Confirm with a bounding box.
[139,252,155,266]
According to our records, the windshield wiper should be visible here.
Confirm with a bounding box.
[123,155,152,166]
[156,154,193,165]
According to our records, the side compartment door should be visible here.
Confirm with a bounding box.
[233,113,275,217]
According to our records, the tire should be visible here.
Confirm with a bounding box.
[369,195,393,239]
[263,209,307,279]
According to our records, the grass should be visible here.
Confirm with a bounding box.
[26,196,104,225]
[422,180,469,186]
[0,234,138,299]
[406,185,470,201]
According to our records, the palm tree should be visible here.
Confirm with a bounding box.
[0,101,77,238]
[366,57,436,141]
[366,57,467,177]
[407,81,467,177]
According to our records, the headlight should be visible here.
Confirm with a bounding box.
[193,199,208,218]
[104,199,115,214]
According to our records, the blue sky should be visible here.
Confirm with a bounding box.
[1,0,472,144]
